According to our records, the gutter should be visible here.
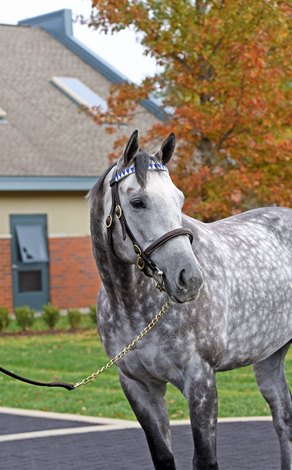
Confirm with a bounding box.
[0,176,98,192]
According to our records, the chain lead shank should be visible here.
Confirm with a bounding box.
[73,298,171,389]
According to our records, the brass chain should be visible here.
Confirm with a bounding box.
[73,298,172,389]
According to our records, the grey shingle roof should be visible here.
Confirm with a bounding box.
[0,10,160,177]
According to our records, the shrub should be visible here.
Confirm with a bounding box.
[0,307,10,332]
[88,305,97,325]
[14,305,35,332]
[42,303,60,330]
[67,309,82,329]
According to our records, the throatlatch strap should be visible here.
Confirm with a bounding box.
[0,366,75,391]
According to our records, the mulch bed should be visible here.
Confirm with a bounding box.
[0,328,94,337]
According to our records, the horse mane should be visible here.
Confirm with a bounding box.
[87,162,116,206]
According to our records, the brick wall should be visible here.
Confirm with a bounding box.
[49,236,100,309]
[0,238,13,311]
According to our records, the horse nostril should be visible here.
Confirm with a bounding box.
[177,268,203,293]
[178,269,187,289]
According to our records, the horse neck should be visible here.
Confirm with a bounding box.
[92,218,145,312]
[104,253,140,308]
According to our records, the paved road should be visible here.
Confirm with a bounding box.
[0,408,280,469]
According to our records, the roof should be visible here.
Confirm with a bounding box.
[18,10,165,120]
[0,9,162,185]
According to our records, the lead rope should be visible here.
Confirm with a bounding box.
[0,298,171,391]
[73,298,171,389]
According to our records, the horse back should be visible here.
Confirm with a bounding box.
[183,207,292,368]
[183,206,292,253]
[211,206,292,247]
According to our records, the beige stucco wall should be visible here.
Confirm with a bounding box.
[0,192,91,237]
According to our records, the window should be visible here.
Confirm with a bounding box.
[51,77,108,111]
[15,224,48,263]
[0,106,7,123]
[18,271,42,292]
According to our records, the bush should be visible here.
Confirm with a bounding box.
[42,303,60,330]
[0,307,10,332]
[67,309,82,329]
[14,305,35,332]
[88,305,97,325]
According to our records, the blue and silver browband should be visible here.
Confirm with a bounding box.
[110,162,168,185]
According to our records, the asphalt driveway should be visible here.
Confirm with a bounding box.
[0,408,280,469]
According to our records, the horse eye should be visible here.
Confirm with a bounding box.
[130,199,146,209]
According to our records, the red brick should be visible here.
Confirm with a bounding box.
[0,239,13,312]
[48,236,100,309]
[0,236,100,311]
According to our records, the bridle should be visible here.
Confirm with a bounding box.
[105,162,193,288]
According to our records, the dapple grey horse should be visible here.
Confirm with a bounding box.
[89,130,292,469]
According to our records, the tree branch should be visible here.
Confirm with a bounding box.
[217,77,245,149]
[171,54,193,73]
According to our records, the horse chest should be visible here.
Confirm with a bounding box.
[121,337,190,386]
[103,318,195,385]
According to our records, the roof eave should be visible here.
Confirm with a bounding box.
[0,176,98,191]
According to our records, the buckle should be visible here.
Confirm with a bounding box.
[133,244,141,255]
[106,215,113,228]
[136,256,145,270]
[115,205,122,219]
[133,245,145,270]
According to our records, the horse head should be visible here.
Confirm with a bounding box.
[101,130,203,303]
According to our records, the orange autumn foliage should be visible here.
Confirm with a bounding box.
[90,0,291,221]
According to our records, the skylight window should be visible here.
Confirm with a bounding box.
[0,107,7,122]
[51,77,108,112]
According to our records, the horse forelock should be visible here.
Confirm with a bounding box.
[133,151,152,189]
[88,151,161,210]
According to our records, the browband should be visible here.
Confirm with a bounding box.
[110,163,168,186]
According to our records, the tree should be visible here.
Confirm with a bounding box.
[89,0,291,221]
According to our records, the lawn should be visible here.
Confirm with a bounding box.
[0,331,291,420]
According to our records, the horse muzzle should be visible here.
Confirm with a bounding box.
[163,259,204,303]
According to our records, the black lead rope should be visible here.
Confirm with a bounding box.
[0,366,75,391]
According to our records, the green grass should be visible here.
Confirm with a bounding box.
[0,332,291,420]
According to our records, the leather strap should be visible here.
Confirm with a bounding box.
[145,228,193,256]
[0,366,75,391]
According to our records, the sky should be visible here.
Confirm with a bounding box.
[0,0,157,84]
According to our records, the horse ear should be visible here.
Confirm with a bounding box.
[157,133,176,164]
[123,129,139,165]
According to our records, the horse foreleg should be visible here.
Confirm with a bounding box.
[253,341,292,470]
[119,370,176,469]
[184,361,218,470]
